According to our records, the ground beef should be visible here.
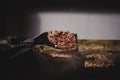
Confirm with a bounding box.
[84,52,113,68]
[48,30,78,51]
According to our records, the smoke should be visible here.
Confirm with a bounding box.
[35,52,84,78]
[59,58,82,73]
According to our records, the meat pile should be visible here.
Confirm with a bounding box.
[48,30,78,51]
[84,52,113,67]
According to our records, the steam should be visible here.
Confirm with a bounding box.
[59,58,81,73]
[35,53,84,77]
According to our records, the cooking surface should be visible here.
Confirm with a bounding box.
[0,37,120,80]
[2,49,119,80]
[0,39,119,80]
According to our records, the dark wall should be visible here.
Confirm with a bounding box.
[2,1,41,39]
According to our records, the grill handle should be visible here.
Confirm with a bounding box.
[15,42,34,48]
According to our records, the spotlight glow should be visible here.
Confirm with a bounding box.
[36,12,120,40]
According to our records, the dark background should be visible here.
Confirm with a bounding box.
[1,0,120,38]
[1,0,120,80]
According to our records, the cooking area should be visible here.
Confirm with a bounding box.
[1,0,120,80]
